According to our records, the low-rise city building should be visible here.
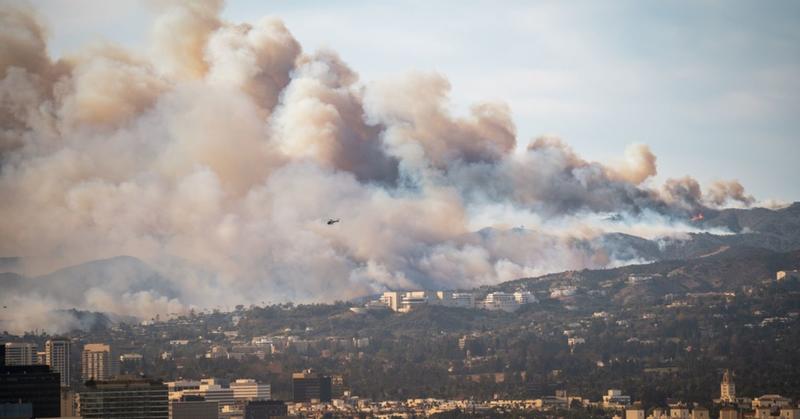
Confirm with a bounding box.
[603,389,632,409]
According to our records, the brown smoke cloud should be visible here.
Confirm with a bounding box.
[706,180,755,207]
[606,143,657,184]
[205,17,300,112]
[365,73,516,169]
[0,1,759,333]
[150,0,223,80]
[660,177,754,210]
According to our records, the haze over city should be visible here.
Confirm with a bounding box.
[2,2,800,419]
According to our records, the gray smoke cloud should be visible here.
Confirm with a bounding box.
[0,1,757,333]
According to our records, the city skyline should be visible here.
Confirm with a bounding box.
[2,2,800,418]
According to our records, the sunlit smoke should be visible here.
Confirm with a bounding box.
[0,0,758,333]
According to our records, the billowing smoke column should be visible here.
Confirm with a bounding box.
[0,1,756,332]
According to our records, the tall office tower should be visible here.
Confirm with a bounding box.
[46,338,71,387]
[4,342,37,366]
[78,377,168,419]
[82,343,113,382]
[721,369,736,403]
[331,374,344,398]
[0,364,61,417]
[291,370,332,403]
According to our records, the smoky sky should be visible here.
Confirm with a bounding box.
[0,0,759,333]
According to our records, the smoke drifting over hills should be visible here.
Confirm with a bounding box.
[0,1,762,332]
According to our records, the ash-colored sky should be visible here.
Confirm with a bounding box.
[31,0,800,202]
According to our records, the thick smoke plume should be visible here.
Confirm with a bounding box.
[0,1,757,333]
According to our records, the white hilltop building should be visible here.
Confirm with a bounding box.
[372,289,537,313]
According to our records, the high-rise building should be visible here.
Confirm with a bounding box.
[120,353,144,375]
[331,374,344,398]
[82,343,113,382]
[244,400,287,419]
[721,369,736,403]
[230,379,271,401]
[4,342,37,366]
[78,377,168,419]
[0,364,61,417]
[0,403,33,417]
[46,337,71,388]
[170,395,218,419]
[291,370,331,403]
[380,291,401,311]
[483,292,519,312]
[450,292,476,308]
[36,351,47,365]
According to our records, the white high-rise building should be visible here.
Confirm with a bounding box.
[82,343,113,382]
[484,292,518,311]
[4,342,37,366]
[231,378,271,401]
[380,291,401,311]
[378,290,478,311]
[399,291,431,312]
[46,338,71,387]
[514,291,538,304]
[450,293,476,308]
[435,292,476,308]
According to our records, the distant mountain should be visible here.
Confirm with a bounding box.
[586,232,662,261]
[497,245,800,309]
[701,202,800,234]
[691,202,800,250]
[0,256,178,332]
[27,255,180,305]
[467,204,800,274]
[588,202,800,263]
